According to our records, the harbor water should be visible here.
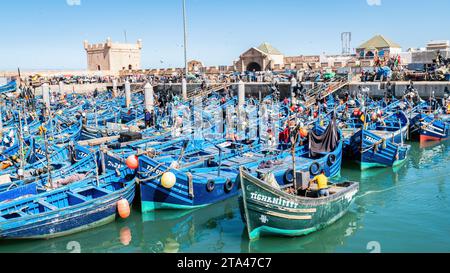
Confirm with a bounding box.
[0,140,448,253]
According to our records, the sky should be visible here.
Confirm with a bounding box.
[0,0,449,71]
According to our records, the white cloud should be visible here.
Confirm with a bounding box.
[367,0,382,6]
[67,0,81,6]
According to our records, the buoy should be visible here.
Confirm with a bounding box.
[353,108,360,116]
[313,112,318,118]
[126,155,139,170]
[117,199,131,219]
[161,172,176,189]
[120,227,132,246]
[299,128,309,138]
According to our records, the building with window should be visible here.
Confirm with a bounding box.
[356,35,402,60]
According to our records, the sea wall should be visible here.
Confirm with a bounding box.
[155,81,450,99]
[34,81,449,99]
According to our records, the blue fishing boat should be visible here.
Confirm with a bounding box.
[0,167,136,239]
[138,140,263,212]
[410,113,449,143]
[245,118,343,185]
[345,111,411,170]
[0,144,96,196]
[0,81,16,94]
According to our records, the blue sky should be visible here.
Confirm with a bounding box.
[0,0,449,70]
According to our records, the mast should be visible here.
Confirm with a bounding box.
[42,102,53,189]
[182,0,189,80]
[17,104,25,179]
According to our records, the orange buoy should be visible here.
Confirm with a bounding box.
[120,227,132,246]
[299,128,309,138]
[117,199,131,219]
[126,155,139,170]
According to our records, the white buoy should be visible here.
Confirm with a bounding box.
[112,79,118,98]
[42,83,50,109]
[125,80,131,108]
[182,78,187,101]
[144,82,154,111]
[238,80,245,107]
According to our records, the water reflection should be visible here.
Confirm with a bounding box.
[0,139,448,253]
[140,199,240,253]
[0,216,140,253]
[242,211,361,253]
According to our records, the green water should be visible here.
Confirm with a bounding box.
[0,141,449,253]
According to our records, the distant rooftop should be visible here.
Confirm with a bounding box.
[357,35,401,49]
[257,42,283,55]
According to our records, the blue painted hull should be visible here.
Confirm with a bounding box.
[346,128,410,169]
[0,187,135,239]
[410,113,450,142]
[139,157,240,213]
[0,168,136,239]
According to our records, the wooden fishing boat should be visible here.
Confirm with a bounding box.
[410,113,449,142]
[0,167,136,239]
[239,168,359,240]
[245,120,344,184]
[345,111,411,170]
[0,144,96,197]
[0,81,16,94]
[138,140,262,212]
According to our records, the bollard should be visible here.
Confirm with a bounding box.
[125,80,131,108]
[144,83,154,111]
[182,78,187,101]
[42,83,50,110]
[238,80,245,107]
[112,79,118,98]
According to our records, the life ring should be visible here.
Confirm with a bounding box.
[206,180,215,192]
[283,169,294,184]
[309,162,321,176]
[224,179,234,193]
[327,154,336,167]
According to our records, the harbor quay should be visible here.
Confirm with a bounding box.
[34,81,450,99]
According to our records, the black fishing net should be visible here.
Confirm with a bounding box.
[308,118,340,158]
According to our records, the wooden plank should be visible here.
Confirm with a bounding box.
[266,210,312,220]
[36,200,59,211]
[72,186,96,194]
[10,210,29,217]
[67,191,89,202]
[78,136,120,147]
[94,187,113,195]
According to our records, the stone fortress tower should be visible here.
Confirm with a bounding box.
[84,37,142,74]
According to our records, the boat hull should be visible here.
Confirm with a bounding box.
[346,128,410,170]
[139,157,240,213]
[0,176,136,240]
[239,169,359,240]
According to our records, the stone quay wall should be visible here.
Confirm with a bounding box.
[34,81,449,99]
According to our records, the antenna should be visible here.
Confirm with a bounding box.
[341,32,352,55]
